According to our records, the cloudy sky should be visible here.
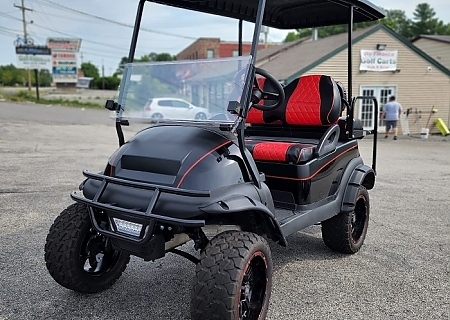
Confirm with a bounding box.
[1,0,449,76]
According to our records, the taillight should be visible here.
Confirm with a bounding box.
[145,105,151,111]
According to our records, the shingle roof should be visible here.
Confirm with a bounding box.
[412,35,450,44]
[255,25,379,80]
[256,24,450,82]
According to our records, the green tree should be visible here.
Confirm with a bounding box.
[283,21,379,42]
[116,56,128,75]
[116,52,176,74]
[0,64,27,86]
[283,5,450,42]
[381,10,413,38]
[80,62,100,78]
[410,3,449,36]
[39,69,52,87]
[93,76,120,90]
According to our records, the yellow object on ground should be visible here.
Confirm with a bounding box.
[435,118,450,136]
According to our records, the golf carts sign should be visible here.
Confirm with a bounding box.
[360,50,398,72]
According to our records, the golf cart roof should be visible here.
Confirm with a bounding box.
[148,0,385,29]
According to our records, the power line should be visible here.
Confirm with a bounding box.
[37,0,197,40]
[30,22,128,51]
[0,11,22,22]
[0,25,23,34]
[28,0,58,34]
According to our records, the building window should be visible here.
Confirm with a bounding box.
[195,51,198,59]
[232,50,239,57]
[206,49,214,58]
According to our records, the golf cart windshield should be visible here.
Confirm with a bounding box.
[116,56,252,125]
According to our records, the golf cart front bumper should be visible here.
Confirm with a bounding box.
[71,170,209,260]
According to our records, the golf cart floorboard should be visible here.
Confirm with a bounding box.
[273,208,297,224]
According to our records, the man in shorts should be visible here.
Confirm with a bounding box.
[381,96,402,140]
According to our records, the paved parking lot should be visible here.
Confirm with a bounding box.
[0,101,448,319]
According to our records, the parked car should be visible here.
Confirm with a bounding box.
[143,98,209,121]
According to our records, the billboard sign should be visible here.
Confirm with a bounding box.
[15,45,51,55]
[16,54,52,70]
[46,38,81,52]
[51,52,78,83]
[360,50,398,72]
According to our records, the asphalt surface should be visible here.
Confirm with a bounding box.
[0,101,449,320]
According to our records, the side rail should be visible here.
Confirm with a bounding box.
[71,170,209,243]
[351,96,378,173]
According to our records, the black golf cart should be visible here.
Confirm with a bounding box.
[45,1,384,319]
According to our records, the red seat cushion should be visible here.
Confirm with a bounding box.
[284,75,341,125]
[246,74,342,126]
[246,139,315,164]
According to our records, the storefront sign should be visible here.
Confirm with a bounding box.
[360,50,398,71]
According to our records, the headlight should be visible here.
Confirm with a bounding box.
[112,218,143,237]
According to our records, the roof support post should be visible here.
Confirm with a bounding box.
[347,5,354,139]
[238,19,243,56]
[114,0,146,147]
[236,0,267,189]
[128,0,146,63]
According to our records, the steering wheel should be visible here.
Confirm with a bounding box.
[252,68,285,111]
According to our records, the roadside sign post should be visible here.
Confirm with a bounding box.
[34,69,40,101]
[15,45,52,100]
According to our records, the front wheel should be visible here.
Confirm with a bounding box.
[191,231,272,320]
[44,203,130,293]
[321,186,370,254]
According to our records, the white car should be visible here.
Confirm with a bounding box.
[143,98,209,121]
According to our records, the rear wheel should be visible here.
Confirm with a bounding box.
[321,186,369,253]
[44,203,130,293]
[195,112,207,120]
[151,113,164,121]
[191,230,272,320]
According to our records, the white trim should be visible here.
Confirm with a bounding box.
[359,85,398,131]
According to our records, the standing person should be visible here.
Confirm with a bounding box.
[381,96,402,140]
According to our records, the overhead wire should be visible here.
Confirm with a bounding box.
[36,0,197,40]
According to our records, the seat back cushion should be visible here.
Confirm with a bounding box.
[284,75,342,126]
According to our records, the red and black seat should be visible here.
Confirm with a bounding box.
[245,74,343,164]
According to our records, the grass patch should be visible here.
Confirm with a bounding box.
[1,90,104,109]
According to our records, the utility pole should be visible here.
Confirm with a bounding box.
[102,59,105,90]
[14,0,33,91]
[261,26,269,48]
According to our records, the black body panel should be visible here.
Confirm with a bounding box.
[254,140,359,206]
[108,125,243,190]
[73,124,373,250]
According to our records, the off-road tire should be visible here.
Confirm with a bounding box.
[321,186,370,254]
[44,203,130,293]
[191,230,272,320]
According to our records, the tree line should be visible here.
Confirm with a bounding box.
[284,3,450,41]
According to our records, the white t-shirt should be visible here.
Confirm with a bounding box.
[383,101,402,121]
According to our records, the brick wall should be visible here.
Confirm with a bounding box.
[177,39,268,60]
